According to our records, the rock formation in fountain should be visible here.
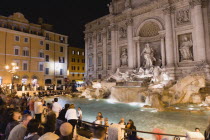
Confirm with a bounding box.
[80,81,115,99]
[169,75,205,104]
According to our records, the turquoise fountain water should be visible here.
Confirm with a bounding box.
[46,96,209,139]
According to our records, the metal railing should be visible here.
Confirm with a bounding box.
[79,120,186,140]
[122,128,186,140]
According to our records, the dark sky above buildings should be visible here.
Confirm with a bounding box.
[0,0,112,48]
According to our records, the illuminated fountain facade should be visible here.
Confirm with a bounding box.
[84,0,210,81]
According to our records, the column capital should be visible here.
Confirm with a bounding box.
[163,6,175,15]
[110,24,118,31]
[126,18,133,26]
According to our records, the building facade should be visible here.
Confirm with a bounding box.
[67,47,85,83]
[85,0,210,80]
[0,12,68,86]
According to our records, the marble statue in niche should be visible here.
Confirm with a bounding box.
[120,48,128,66]
[119,27,127,39]
[141,43,156,69]
[179,35,193,61]
[177,9,190,25]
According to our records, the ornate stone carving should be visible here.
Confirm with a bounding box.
[163,6,175,15]
[125,0,131,9]
[120,48,128,66]
[190,0,208,8]
[119,27,127,39]
[126,18,133,26]
[107,2,114,14]
[110,24,118,31]
[9,12,29,23]
[178,33,193,62]
[139,21,160,37]
[176,9,191,25]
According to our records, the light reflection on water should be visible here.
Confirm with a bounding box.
[46,96,209,139]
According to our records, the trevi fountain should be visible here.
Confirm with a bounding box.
[56,0,210,139]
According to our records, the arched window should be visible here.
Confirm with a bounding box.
[23,47,29,56]
[39,50,44,58]
[14,46,20,55]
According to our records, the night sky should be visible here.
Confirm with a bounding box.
[0,0,112,48]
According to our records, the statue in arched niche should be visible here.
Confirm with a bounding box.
[179,36,193,61]
[141,43,156,69]
[121,48,128,66]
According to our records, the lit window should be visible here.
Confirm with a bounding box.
[82,52,85,56]
[72,51,75,54]
[59,57,65,63]
[77,51,80,55]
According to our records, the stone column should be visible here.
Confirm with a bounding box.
[102,29,107,72]
[84,35,88,78]
[163,7,175,67]
[136,41,141,68]
[92,33,97,78]
[160,36,166,67]
[191,0,206,62]
[111,24,117,72]
[126,18,134,68]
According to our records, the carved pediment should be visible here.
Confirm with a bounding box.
[8,12,29,23]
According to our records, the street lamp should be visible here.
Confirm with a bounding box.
[5,63,19,93]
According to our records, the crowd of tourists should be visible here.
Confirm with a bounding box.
[0,93,210,140]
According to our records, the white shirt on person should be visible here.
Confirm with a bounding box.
[34,101,43,114]
[78,110,82,118]
[52,102,62,113]
[65,109,78,121]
